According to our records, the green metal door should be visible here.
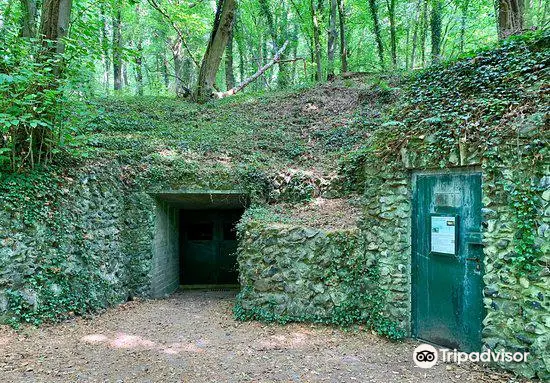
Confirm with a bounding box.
[181,210,241,285]
[412,172,484,352]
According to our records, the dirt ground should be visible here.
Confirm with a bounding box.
[0,291,530,383]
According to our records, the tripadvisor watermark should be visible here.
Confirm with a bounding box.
[413,344,529,369]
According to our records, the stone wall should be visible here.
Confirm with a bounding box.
[479,148,549,378]
[236,222,406,338]
[361,167,412,331]
[0,157,251,323]
[358,141,549,379]
[237,225,361,319]
[0,162,155,324]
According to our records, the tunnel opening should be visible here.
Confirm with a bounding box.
[150,191,247,298]
[180,209,243,287]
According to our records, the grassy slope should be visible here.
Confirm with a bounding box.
[62,32,548,228]
[79,82,374,177]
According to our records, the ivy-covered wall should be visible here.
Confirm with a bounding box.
[0,162,154,326]
[340,33,549,379]
[0,151,336,326]
[235,221,406,339]
[357,142,549,379]
[362,167,412,332]
[480,144,549,379]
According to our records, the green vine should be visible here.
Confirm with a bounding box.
[0,167,124,328]
[504,171,545,276]
[234,229,406,341]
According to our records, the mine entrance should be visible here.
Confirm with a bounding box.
[180,209,242,285]
[150,191,247,298]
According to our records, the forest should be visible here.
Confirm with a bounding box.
[0,0,549,380]
[0,0,547,172]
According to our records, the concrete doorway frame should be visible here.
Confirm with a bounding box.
[149,190,248,298]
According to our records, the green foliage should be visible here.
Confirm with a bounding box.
[507,179,544,276]
[341,31,548,187]
[237,166,273,202]
[0,167,125,328]
[483,140,548,277]
[5,261,111,327]
[0,170,59,224]
[234,230,406,341]
[236,205,291,232]
[0,33,62,170]
[0,22,97,172]
[338,147,373,193]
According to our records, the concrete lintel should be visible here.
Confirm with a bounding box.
[149,189,249,210]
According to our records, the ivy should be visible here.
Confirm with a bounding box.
[234,230,406,341]
[504,171,545,276]
[341,31,548,167]
[0,167,124,328]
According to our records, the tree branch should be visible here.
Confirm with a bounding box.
[213,40,289,99]
[146,0,201,68]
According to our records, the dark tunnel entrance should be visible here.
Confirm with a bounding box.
[180,209,243,286]
[150,191,247,297]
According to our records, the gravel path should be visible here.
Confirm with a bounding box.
[0,291,528,383]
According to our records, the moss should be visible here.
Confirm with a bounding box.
[235,222,406,341]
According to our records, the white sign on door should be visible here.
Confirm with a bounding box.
[431,216,457,255]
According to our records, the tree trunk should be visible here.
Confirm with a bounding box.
[135,40,144,96]
[258,0,288,88]
[523,0,531,27]
[410,0,423,68]
[258,0,278,56]
[277,8,289,87]
[430,0,443,62]
[260,37,268,89]
[162,51,170,88]
[193,0,236,102]
[386,0,397,68]
[459,0,470,52]
[183,58,192,89]
[405,22,410,70]
[420,0,429,67]
[33,0,72,165]
[259,0,277,49]
[19,0,38,37]
[112,8,123,91]
[337,0,348,73]
[368,0,385,68]
[327,0,337,80]
[133,4,144,96]
[236,30,245,83]
[100,5,110,93]
[172,38,185,95]
[225,28,236,90]
[497,0,524,39]
[291,22,299,83]
[123,62,129,87]
[419,0,428,66]
[311,0,322,81]
[40,0,72,57]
